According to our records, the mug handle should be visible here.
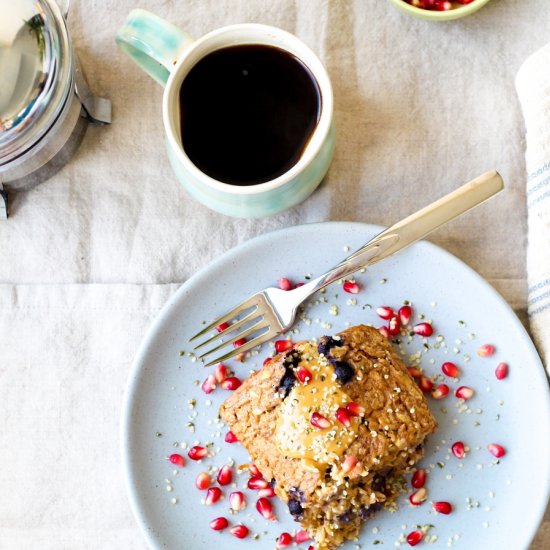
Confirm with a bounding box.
[115,9,194,87]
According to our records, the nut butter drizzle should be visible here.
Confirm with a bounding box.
[276,343,359,471]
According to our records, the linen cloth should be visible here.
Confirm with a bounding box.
[1,0,550,548]
[516,46,550,374]
[0,283,177,549]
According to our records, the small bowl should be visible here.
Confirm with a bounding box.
[388,0,491,21]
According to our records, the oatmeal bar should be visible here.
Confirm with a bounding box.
[219,325,437,550]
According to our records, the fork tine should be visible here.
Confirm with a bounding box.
[193,308,262,352]
[189,295,259,342]
[197,317,269,360]
[203,326,278,367]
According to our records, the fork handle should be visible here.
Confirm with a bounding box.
[297,170,504,297]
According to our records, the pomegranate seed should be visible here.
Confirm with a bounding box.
[225,430,238,443]
[295,282,304,288]
[275,340,294,353]
[441,361,460,378]
[233,337,246,348]
[342,455,359,474]
[249,464,261,477]
[399,305,412,326]
[210,517,229,531]
[456,0,475,3]
[278,277,293,291]
[221,376,242,390]
[188,445,208,461]
[295,530,312,543]
[432,501,453,514]
[409,487,427,506]
[418,375,434,393]
[229,525,249,539]
[256,497,277,521]
[346,402,365,417]
[195,472,211,490]
[205,486,222,505]
[434,0,452,9]
[378,326,391,338]
[376,306,395,320]
[477,344,495,357]
[406,529,424,546]
[388,315,401,335]
[455,385,474,400]
[168,453,185,467]
[216,322,229,332]
[217,465,233,486]
[343,280,360,294]
[277,532,293,548]
[411,468,426,489]
[214,363,227,383]
[248,476,269,490]
[487,443,506,458]
[413,322,433,337]
[229,491,246,511]
[258,486,276,498]
[201,374,217,394]
[263,356,272,366]
[310,412,331,429]
[495,362,508,380]
[336,407,352,428]
[451,441,466,459]
[430,383,449,400]
[297,366,312,384]
[407,366,422,379]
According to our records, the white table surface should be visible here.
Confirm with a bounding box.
[0,0,548,548]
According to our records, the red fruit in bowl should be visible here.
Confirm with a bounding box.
[376,306,395,320]
[169,453,185,467]
[343,280,360,294]
[433,501,453,514]
[495,362,508,380]
[430,383,449,400]
[413,322,433,337]
[441,361,460,378]
[230,525,249,538]
[275,340,294,353]
[487,443,506,458]
[399,304,412,325]
[210,517,228,531]
[406,529,424,546]
[411,468,426,489]
[451,441,466,459]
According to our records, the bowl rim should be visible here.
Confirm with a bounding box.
[387,0,492,20]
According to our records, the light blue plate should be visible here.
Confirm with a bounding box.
[122,222,550,550]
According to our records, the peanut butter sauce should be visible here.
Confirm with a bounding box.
[276,343,359,470]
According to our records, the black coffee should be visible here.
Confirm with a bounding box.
[179,44,321,186]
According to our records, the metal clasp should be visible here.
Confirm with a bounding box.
[74,56,112,125]
[0,182,8,219]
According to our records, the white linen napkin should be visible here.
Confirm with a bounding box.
[0,283,177,548]
[516,44,550,375]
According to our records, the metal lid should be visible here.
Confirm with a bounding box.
[0,0,73,164]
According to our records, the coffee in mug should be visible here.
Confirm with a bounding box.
[116,13,335,217]
[179,44,321,186]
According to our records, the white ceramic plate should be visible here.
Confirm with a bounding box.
[122,222,550,550]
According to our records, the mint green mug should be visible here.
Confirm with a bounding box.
[116,10,335,218]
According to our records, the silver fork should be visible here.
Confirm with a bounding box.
[191,170,504,366]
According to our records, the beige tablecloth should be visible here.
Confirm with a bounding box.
[0,0,548,548]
